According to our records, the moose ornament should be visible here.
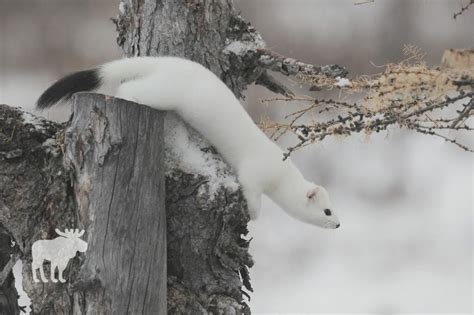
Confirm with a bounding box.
[31,228,88,283]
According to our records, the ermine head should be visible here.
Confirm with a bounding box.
[297,185,340,229]
[270,178,341,229]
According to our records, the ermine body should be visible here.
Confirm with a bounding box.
[38,57,340,229]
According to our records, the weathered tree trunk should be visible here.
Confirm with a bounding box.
[64,93,167,313]
[163,115,252,314]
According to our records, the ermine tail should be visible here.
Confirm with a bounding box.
[36,69,101,109]
[36,58,156,109]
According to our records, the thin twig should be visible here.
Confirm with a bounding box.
[453,0,474,19]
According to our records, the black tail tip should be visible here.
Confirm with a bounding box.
[36,69,101,109]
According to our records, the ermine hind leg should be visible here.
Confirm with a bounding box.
[115,78,174,111]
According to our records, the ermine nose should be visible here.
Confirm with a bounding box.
[336,223,340,228]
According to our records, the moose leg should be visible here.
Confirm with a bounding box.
[32,266,40,283]
[50,263,58,283]
[38,263,48,283]
[57,259,69,283]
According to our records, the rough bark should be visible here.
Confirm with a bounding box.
[0,104,77,314]
[164,113,252,314]
[0,225,20,315]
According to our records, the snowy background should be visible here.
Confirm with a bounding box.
[1,0,472,314]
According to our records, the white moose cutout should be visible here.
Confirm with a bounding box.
[31,228,88,283]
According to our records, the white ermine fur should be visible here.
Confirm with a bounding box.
[38,57,341,229]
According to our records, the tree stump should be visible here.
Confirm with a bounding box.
[63,93,167,313]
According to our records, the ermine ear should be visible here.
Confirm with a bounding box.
[307,187,319,199]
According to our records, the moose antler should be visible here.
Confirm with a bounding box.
[55,228,85,238]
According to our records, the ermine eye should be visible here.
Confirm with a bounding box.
[324,209,332,216]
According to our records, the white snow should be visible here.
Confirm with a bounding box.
[13,260,32,314]
[118,2,126,14]
[42,138,60,156]
[164,113,240,198]
[21,111,46,131]
[22,110,60,155]
[223,31,265,56]
[223,40,258,56]
[334,76,352,88]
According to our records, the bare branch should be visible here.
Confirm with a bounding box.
[222,17,347,96]
[450,98,474,128]
[271,93,473,160]
[453,0,474,19]
[257,48,348,79]
[261,47,474,159]
[354,0,375,5]
[256,72,295,97]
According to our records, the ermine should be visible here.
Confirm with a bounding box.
[37,56,341,229]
